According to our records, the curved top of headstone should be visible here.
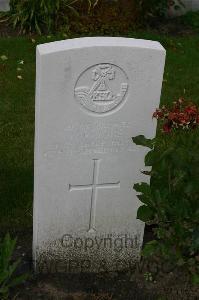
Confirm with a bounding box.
[37,37,166,55]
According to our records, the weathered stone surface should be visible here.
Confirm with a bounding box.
[0,0,9,11]
[33,37,165,273]
[168,0,199,17]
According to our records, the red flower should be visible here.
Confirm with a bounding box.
[153,109,163,119]
[163,122,172,133]
[168,112,177,120]
[177,113,190,124]
[184,105,197,115]
[173,107,180,113]
[153,98,199,132]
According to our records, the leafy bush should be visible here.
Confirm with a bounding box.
[133,98,199,284]
[0,233,28,299]
[2,0,185,33]
[180,11,199,31]
[7,0,79,34]
[135,0,168,18]
[133,0,184,22]
[5,0,102,34]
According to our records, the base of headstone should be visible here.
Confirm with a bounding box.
[34,231,144,273]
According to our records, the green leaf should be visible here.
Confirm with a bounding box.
[0,285,9,299]
[142,240,159,257]
[0,233,27,298]
[192,273,199,285]
[0,270,9,285]
[0,55,8,61]
[145,149,157,166]
[134,183,152,205]
[132,135,154,149]
[7,272,28,288]
[8,259,20,278]
[0,233,17,271]
[133,182,151,194]
[159,147,175,161]
[137,205,154,222]
[137,194,152,205]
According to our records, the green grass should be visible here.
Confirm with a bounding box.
[0,32,199,230]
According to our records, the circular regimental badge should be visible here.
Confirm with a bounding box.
[74,63,128,114]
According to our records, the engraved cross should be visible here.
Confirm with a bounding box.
[69,159,120,233]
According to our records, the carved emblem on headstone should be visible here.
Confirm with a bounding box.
[75,64,128,114]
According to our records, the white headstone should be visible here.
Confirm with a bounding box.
[33,37,165,273]
[192,0,199,11]
[0,0,9,11]
[168,0,199,17]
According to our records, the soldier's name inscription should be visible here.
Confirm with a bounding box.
[44,122,135,158]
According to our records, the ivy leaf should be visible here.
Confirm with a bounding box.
[137,194,152,205]
[137,205,154,222]
[132,135,154,149]
[145,149,157,166]
[134,183,152,205]
[134,182,150,194]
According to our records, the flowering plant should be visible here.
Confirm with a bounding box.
[153,98,199,133]
[132,98,199,284]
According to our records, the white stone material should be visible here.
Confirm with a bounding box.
[0,0,9,11]
[33,37,165,273]
[191,0,199,11]
[168,0,199,17]
[183,0,199,10]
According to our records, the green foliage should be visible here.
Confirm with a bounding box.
[134,0,168,18]
[143,271,153,282]
[192,273,199,285]
[4,0,102,34]
[0,233,28,299]
[141,240,159,257]
[86,0,100,12]
[133,0,184,22]
[132,135,154,149]
[180,11,199,31]
[7,0,79,34]
[133,129,199,283]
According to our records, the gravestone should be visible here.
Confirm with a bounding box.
[192,0,199,11]
[0,0,9,11]
[168,0,199,17]
[33,37,165,273]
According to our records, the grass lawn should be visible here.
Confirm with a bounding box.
[0,32,199,231]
